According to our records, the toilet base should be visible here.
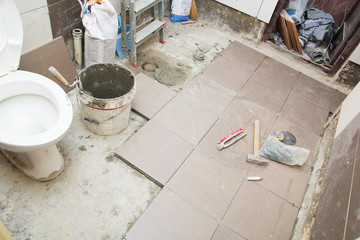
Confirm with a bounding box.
[1,144,65,181]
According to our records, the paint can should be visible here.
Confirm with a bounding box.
[76,63,136,135]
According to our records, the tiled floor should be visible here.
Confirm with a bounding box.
[116,120,194,186]
[115,41,347,239]
[131,73,177,119]
[167,149,244,221]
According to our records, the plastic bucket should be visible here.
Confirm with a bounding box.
[76,63,136,135]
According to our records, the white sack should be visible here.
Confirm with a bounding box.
[82,0,118,40]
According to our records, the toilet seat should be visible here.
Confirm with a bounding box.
[0,0,23,76]
[0,71,73,152]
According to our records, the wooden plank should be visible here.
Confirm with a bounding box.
[281,10,303,55]
[19,36,77,93]
[276,14,292,51]
[322,104,342,129]
[287,22,303,54]
[0,220,13,240]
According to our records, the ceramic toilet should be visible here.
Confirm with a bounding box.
[0,0,73,181]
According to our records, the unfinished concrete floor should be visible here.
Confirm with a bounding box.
[0,17,350,239]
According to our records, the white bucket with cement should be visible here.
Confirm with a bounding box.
[76,63,136,135]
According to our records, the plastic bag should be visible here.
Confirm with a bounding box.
[81,0,118,66]
[259,135,310,166]
[286,0,309,24]
[82,0,118,40]
[171,0,192,22]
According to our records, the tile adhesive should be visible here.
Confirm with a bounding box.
[76,63,136,135]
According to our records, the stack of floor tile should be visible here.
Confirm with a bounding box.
[116,41,346,240]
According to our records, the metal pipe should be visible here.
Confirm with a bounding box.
[72,28,83,68]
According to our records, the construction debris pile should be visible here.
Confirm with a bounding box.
[271,0,339,65]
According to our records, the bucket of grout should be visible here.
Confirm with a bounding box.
[76,63,136,135]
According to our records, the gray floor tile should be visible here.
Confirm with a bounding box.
[241,73,290,113]
[221,41,265,68]
[126,188,218,240]
[202,41,265,92]
[220,94,278,142]
[176,74,237,116]
[132,73,177,119]
[222,181,299,240]
[211,225,246,240]
[152,93,219,146]
[240,57,300,113]
[292,73,335,111]
[167,149,244,220]
[19,37,77,93]
[330,90,347,113]
[247,162,311,208]
[250,57,299,92]
[280,92,329,135]
[202,56,252,92]
[115,120,194,186]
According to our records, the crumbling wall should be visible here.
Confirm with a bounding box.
[337,61,360,89]
[197,0,265,40]
[184,0,266,41]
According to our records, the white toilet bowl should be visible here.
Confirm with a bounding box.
[0,0,73,181]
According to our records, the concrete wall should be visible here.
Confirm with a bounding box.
[311,110,360,239]
[13,0,267,54]
[311,77,360,238]
[214,0,278,23]
[13,0,53,54]
[196,0,266,40]
[349,43,360,65]
[12,0,119,54]
[311,80,360,238]
[336,81,360,137]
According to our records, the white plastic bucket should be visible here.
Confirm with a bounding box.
[76,63,136,135]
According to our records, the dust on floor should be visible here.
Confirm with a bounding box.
[117,17,352,94]
[0,92,160,239]
[0,16,352,240]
